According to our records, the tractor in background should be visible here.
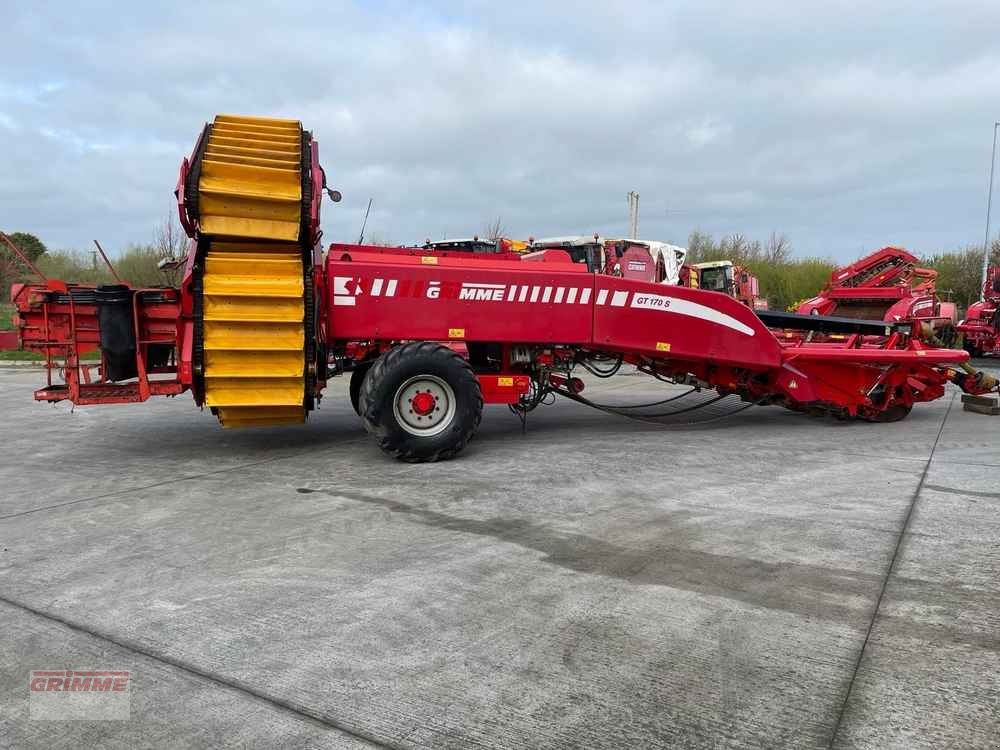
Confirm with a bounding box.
[679,261,769,309]
[527,236,605,272]
[958,266,1000,357]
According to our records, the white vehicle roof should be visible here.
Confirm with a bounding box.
[424,238,495,245]
[532,236,602,247]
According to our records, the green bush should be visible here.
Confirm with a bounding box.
[744,257,836,311]
[919,239,1000,310]
[36,250,113,285]
[685,230,836,310]
[32,245,177,288]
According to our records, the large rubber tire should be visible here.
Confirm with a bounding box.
[349,361,373,415]
[359,342,483,462]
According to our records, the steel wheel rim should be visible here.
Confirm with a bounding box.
[393,375,457,437]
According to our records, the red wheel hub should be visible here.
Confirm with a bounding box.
[411,391,436,416]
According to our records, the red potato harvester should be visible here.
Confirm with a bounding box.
[796,246,959,344]
[9,114,999,462]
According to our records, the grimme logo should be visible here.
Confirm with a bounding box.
[31,670,129,692]
[30,670,131,720]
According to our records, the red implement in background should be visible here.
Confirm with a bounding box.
[796,247,957,341]
[957,267,1000,357]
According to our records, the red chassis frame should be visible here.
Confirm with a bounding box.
[11,241,983,420]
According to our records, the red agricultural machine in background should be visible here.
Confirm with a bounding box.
[528,236,766,310]
[528,236,688,284]
[796,246,958,345]
[678,261,769,309]
[9,114,999,462]
[958,266,1000,357]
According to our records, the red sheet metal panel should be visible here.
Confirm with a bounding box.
[326,250,786,371]
[326,250,595,345]
[478,373,531,404]
[591,276,783,369]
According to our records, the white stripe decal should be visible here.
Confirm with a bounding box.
[596,289,609,305]
[519,286,529,302]
[580,288,591,304]
[385,279,397,297]
[567,288,578,304]
[542,287,553,303]
[530,286,540,303]
[554,287,565,304]
[371,278,383,296]
[333,297,356,306]
[507,285,517,301]
[611,290,628,307]
[629,292,756,336]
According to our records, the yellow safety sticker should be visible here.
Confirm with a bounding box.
[498,376,514,386]
[656,342,671,352]
[448,328,465,338]
[421,256,438,264]
[916,350,926,356]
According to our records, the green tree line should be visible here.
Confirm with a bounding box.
[2,217,188,295]
[684,230,837,311]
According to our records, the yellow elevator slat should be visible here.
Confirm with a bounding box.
[197,114,308,428]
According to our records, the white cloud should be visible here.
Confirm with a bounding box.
[683,117,731,149]
[1,1,998,258]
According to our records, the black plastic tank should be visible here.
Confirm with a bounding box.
[95,285,137,381]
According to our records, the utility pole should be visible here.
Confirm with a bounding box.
[627,191,639,239]
[981,122,1000,301]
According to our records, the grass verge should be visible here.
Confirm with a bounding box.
[0,349,101,361]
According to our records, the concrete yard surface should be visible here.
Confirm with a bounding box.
[1,365,998,749]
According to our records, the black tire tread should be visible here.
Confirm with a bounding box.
[862,403,913,423]
[349,360,374,415]
[359,342,483,462]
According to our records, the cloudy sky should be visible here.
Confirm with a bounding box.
[3,1,999,261]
